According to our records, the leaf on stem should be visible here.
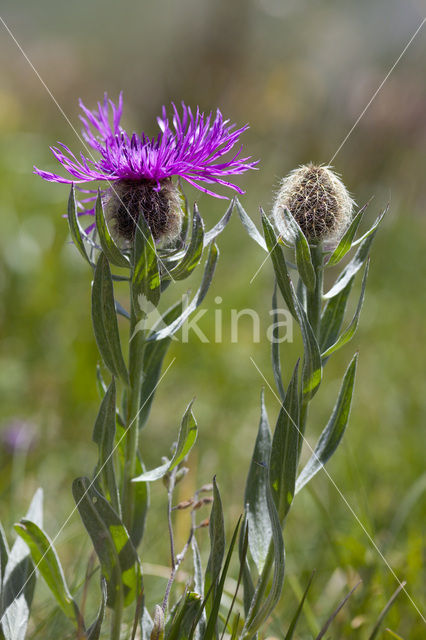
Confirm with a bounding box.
[13,520,78,621]
[292,282,322,400]
[319,276,355,354]
[72,478,142,608]
[271,284,286,402]
[95,191,130,268]
[169,204,204,280]
[92,253,129,384]
[86,578,107,640]
[279,207,316,292]
[92,378,120,515]
[235,198,267,251]
[321,262,369,359]
[296,353,358,494]
[262,213,296,318]
[327,201,370,267]
[132,212,160,310]
[67,184,93,266]
[270,360,300,523]
[204,477,225,622]
[204,199,234,247]
[133,401,197,482]
[244,390,272,573]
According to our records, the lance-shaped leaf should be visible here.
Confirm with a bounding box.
[147,243,219,342]
[167,591,202,640]
[168,205,204,280]
[242,479,285,637]
[129,455,149,549]
[95,192,130,268]
[133,401,197,482]
[262,212,297,318]
[13,520,77,621]
[270,360,300,522]
[204,477,225,621]
[280,207,316,292]
[132,212,160,309]
[92,378,120,515]
[291,282,322,400]
[1,489,43,640]
[235,198,267,251]
[86,578,107,640]
[238,514,255,618]
[67,184,93,266]
[271,284,286,402]
[203,199,234,247]
[327,202,369,267]
[92,253,129,384]
[72,478,142,608]
[204,516,240,640]
[351,204,388,247]
[296,353,358,494]
[244,390,272,573]
[322,263,369,359]
[324,207,386,299]
[319,276,355,354]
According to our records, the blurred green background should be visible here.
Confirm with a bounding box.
[0,0,425,638]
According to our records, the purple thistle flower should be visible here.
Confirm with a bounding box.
[34,93,258,243]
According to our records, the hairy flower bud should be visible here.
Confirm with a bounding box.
[104,178,183,246]
[272,164,354,245]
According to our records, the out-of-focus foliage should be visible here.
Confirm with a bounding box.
[0,1,425,637]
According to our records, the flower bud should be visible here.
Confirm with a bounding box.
[272,164,354,245]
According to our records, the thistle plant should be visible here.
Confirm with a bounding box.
[0,94,390,639]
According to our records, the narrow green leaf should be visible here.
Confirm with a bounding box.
[238,514,255,619]
[280,207,316,292]
[204,477,225,622]
[296,353,358,494]
[284,572,315,640]
[133,401,197,482]
[95,191,130,268]
[242,481,285,637]
[169,204,204,280]
[385,629,406,640]
[86,578,107,640]
[92,253,129,384]
[72,477,142,608]
[321,263,369,358]
[292,282,322,399]
[132,213,160,309]
[92,378,120,515]
[319,277,355,354]
[147,242,219,342]
[167,591,202,640]
[204,199,234,247]
[1,489,43,640]
[327,202,369,267]
[67,184,92,265]
[235,198,267,251]
[270,360,300,522]
[351,205,388,247]
[271,284,286,401]
[244,390,272,573]
[324,208,384,299]
[204,517,240,640]
[13,520,76,621]
[262,213,296,318]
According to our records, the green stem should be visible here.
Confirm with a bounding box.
[122,295,145,532]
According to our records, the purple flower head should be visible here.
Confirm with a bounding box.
[34,94,258,243]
